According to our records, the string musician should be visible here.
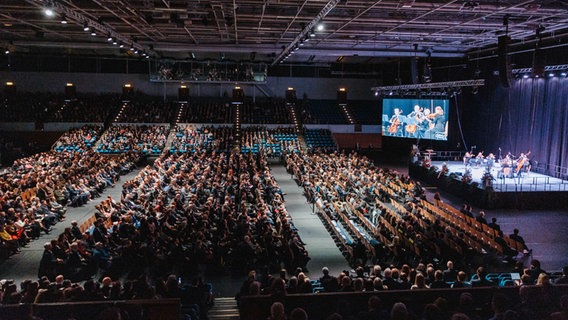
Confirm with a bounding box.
[463,151,472,167]
[387,108,403,136]
[475,151,484,168]
[406,105,424,138]
[486,153,495,170]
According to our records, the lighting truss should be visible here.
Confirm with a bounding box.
[371,79,485,94]
[511,64,568,75]
[271,0,341,66]
[24,0,150,55]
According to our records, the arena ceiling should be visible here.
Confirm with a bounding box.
[1,0,567,64]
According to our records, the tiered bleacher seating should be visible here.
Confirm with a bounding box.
[304,129,336,150]
[52,125,103,152]
[301,100,345,124]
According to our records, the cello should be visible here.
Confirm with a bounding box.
[388,117,400,134]
[515,151,531,174]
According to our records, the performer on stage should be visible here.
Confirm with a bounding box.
[463,151,472,167]
[486,153,495,170]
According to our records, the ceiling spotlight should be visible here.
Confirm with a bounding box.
[112,38,118,45]
[134,49,139,54]
[316,23,324,31]
[83,24,90,31]
[107,35,113,42]
[44,8,55,17]
[60,15,68,24]
[561,72,567,77]
[130,44,135,51]
[4,49,9,55]
[523,74,529,79]
[90,30,97,36]
[309,29,316,37]
[119,42,124,48]
[548,73,554,77]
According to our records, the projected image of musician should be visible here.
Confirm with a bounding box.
[430,106,447,140]
[405,105,425,138]
[387,108,403,136]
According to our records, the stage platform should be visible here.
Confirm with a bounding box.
[432,161,568,192]
[409,161,568,209]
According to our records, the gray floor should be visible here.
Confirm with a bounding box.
[0,169,141,284]
[270,163,351,277]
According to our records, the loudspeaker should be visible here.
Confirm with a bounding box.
[178,86,190,102]
[532,47,545,78]
[498,36,512,88]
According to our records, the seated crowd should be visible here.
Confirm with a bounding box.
[169,125,234,153]
[239,262,568,320]
[52,125,103,152]
[240,126,300,156]
[1,150,139,260]
[96,125,169,154]
[285,150,530,272]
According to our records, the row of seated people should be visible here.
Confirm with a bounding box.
[179,101,235,123]
[0,273,212,320]
[241,285,568,320]
[240,127,300,155]
[95,125,169,154]
[113,99,178,123]
[284,150,526,271]
[0,150,139,260]
[52,125,103,152]
[48,94,122,122]
[169,125,234,153]
[59,151,307,289]
[239,99,292,124]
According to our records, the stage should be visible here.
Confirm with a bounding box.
[432,161,568,192]
[409,161,568,209]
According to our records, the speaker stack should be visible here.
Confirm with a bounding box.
[498,35,513,88]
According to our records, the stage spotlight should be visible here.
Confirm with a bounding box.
[44,8,55,17]
[83,24,90,32]
[112,38,118,45]
[60,15,68,24]
[309,29,316,37]
[316,23,324,31]
[522,74,529,79]
[561,72,567,77]
[548,73,554,77]
[107,35,113,42]
[90,30,97,36]
[374,91,379,97]
[119,42,124,48]
[4,49,9,55]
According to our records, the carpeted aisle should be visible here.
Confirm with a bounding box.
[270,163,350,277]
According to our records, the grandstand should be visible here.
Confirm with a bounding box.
[1,1,568,316]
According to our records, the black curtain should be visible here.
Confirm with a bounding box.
[496,77,568,172]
